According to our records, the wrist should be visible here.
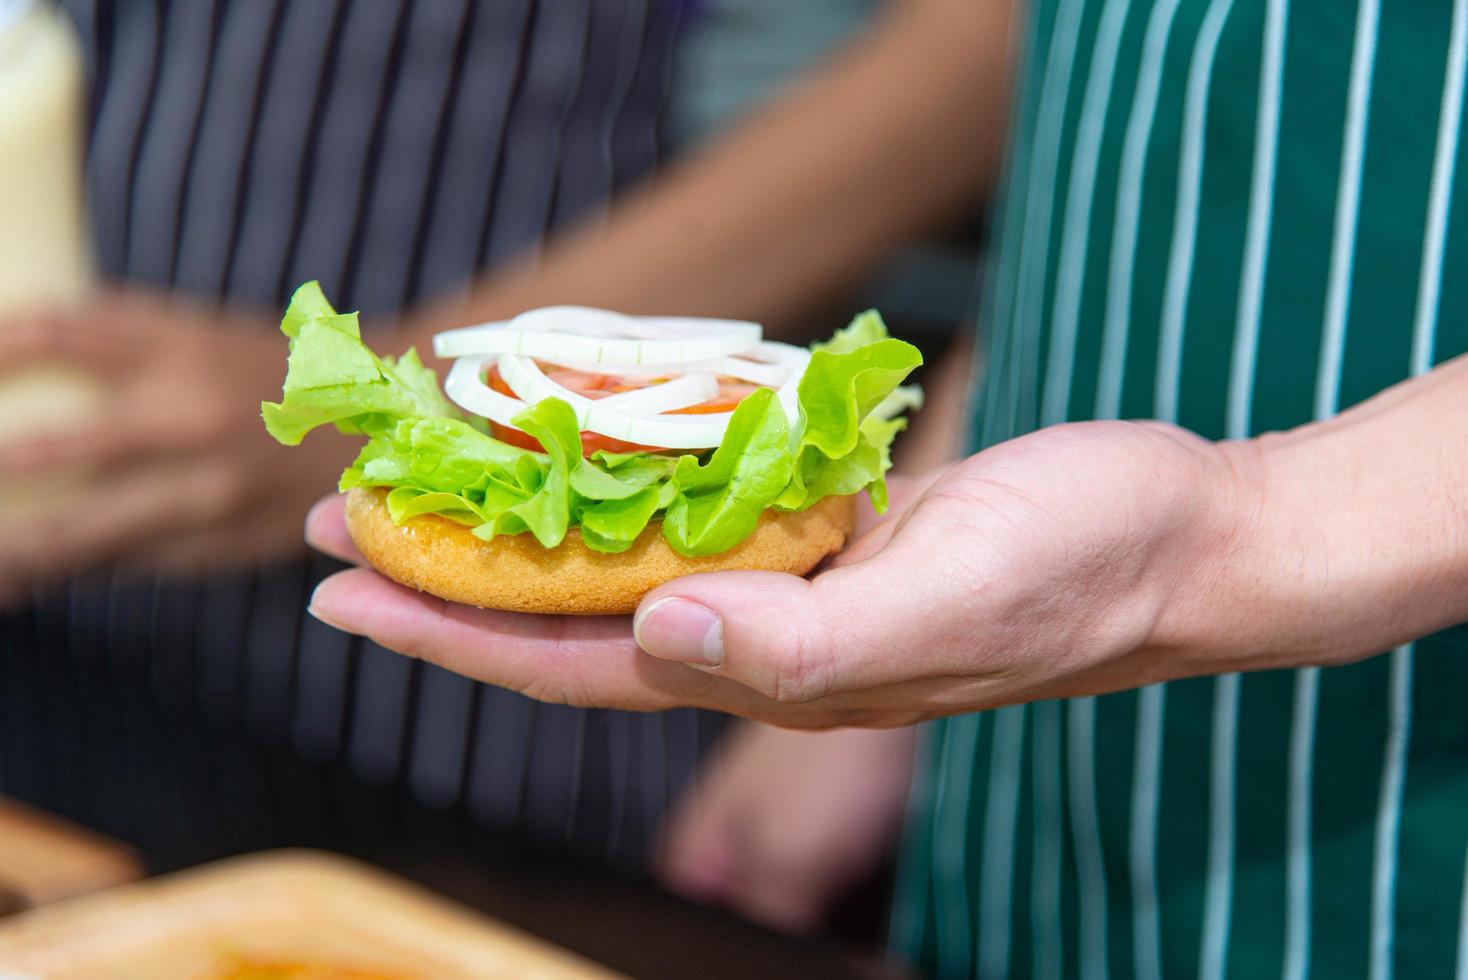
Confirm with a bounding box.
[1139,429,1284,675]
[1253,417,1468,664]
[1155,417,1461,678]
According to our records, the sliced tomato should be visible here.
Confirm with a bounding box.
[484,363,765,456]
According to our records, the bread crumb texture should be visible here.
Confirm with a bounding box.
[344,487,856,615]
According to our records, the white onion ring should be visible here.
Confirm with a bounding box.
[497,354,733,449]
[596,373,720,415]
[433,306,762,365]
[533,343,805,388]
[717,344,806,387]
[438,311,814,449]
[732,342,811,421]
[444,354,528,429]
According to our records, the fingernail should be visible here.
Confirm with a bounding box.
[634,598,724,666]
[306,604,338,630]
[306,585,345,631]
[305,496,331,530]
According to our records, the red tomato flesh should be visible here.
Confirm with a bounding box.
[484,363,761,456]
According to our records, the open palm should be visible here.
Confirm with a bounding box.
[305,419,1248,728]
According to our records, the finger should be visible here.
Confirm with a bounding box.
[728,876,829,935]
[0,308,140,370]
[841,465,952,562]
[0,391,248,477]
[304,493,366,565]
[306,568,731,713]
[308,569,892,724]
[0,457,245,581]
[0,421,153,476]
[657,789,741,905]
[306,569,902,727]
[631,493,985,706]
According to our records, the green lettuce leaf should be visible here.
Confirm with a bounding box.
[262,282,458,444]
[263,289,921,558]
[812,308,891,354]
[662,388,792,556]
[775,318,923,513]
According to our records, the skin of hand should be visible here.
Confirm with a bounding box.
[654,340,969,933]
[656,722,917,933]
[303,419,1257,727]
[301,352,1468,728]
[0,292,356,601]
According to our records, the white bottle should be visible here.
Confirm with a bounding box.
[0,0,100,447]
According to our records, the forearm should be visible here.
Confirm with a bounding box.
[1174,355,1468,672]
[404,0,1014,342]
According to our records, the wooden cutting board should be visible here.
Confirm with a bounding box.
[0,850,623,980]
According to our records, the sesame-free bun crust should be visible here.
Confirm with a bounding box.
[344,486,857,615]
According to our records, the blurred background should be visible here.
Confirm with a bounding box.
[0,0,987,975]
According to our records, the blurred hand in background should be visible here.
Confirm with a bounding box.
[0,292,351,602]
[651,451,964,932]
[658,723,915,934]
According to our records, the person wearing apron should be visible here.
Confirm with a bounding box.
[305,1,1468,977]
[0,0,990,874]
[893,0,1468,976]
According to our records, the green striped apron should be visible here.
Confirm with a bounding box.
[893,0,1468,977]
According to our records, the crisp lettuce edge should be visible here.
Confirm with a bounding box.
[263,282,922,558]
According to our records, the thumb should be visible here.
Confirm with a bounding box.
[632,534,948,706]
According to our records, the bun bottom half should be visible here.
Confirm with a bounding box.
[344,486,857,615]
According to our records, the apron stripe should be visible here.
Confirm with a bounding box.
[1095,16,1191,980]
[1067,698,1110,980]
[1457,842,1468,980]
[979,0,1047,452]
[1153,0,1237,422]
[1038,5,1144,974]
[88,0,163,274]
[1314,0,1380,421]
[1129,686,1167,980]
[996,3,1091,970]
[1362,25,1467,975]
[891,733,937,963]
[1227,0,1289,441]
[1011,0,1089,433]
[978,707,1029,978]
[935,714,984,976]
[1043,0,1137,427]
[1283,668,1320,980]
[1412,0,1467,378]
[1200,674,1242,980]
[1095,0,1185,421]
[1280,4,1381,979]
[903,0,1468,973]
[173,0,288,297]
[1369,645,1415,980]
[1151,5,1245,975]
[126,0,222,287]
[1031,701,1066,980]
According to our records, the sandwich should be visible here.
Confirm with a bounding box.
[263,282,922,615]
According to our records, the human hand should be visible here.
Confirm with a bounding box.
[658,722,915,933]
[0,291,356,600]
[304,420,1266,727]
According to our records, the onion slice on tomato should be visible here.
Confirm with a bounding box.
[527,341,810,396]
[595,373,720,415]
[433,306,762,365]
[437,309,814,450]
[495,353,733,449]
[444,354,528,429]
